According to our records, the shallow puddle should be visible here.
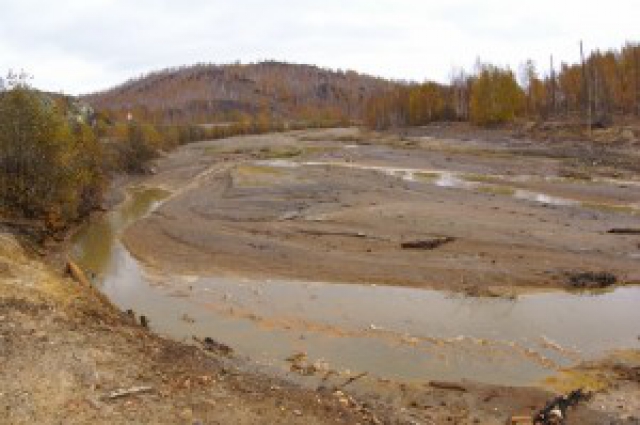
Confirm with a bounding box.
[71,186,640,387]
[513,190,580,207]
[260,159,640,213]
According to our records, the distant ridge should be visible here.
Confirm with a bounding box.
[83,61,396,124]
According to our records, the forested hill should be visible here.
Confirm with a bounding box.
[83,61,396,125]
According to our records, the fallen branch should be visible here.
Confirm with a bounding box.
[102,386,153,400]
[428,380,467,392]
[566,271,617,289]
[299,229,368,238]
[608,228,640,235]
[0,217,45,230]
[66,259,92,287]
[401,237,456,250]
[334,372,368,390]
[509,416,533,425]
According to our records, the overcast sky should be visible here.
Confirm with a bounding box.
[1,0,638,95]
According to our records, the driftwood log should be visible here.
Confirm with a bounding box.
[608,228,640,235]
[66,259,93,287]
[428,380,467,392]
[401,237,456,250]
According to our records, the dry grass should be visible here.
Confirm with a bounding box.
[477,185,517,196]
[581,202,639,215]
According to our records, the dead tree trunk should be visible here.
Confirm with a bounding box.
[550,55,556,116]
[580,41,592,135]
[635,45,640,117]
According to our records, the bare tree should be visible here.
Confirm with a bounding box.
[580,41,592,134]
[635,45,640,117]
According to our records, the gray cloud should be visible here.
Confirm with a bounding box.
[0,0,638,94]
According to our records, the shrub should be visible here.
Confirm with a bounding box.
[0,80,106,230]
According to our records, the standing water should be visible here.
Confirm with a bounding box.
[71,187,640,387]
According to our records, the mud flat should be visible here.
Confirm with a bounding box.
[64,128,640,423]
[124,128,640,294]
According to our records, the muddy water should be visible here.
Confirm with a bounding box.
[71,186,640,387]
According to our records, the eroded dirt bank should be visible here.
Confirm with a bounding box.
[123,127,640,295]
[0,233,385,424]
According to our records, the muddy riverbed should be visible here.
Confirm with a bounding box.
[71,128,640,422]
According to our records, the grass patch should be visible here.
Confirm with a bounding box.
[258,146,304,159]
[334,135,365,142]
[204,146,250,155]
[303,146,339,155]
[235,164,286,176]
[477,185,516,196]
[558,167,593,182]
[544,369,609,393]
[420,144,518,159]
[298,134,364,143]
[414,172,440,182]
[233,164,288,188]
[581,202,638,215]
[463,173,505,184]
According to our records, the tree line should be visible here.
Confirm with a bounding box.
[0,74,345,238]
[365,42,640,129]
[0,75,106,233]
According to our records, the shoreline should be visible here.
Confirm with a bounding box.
[3,127,639,423]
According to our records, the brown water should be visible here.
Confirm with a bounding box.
[71,186,640,387]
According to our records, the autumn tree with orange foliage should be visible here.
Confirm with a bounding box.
[470,64,525,126]
[365,41,640,130]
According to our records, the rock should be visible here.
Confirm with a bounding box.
[202,337,233,356]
